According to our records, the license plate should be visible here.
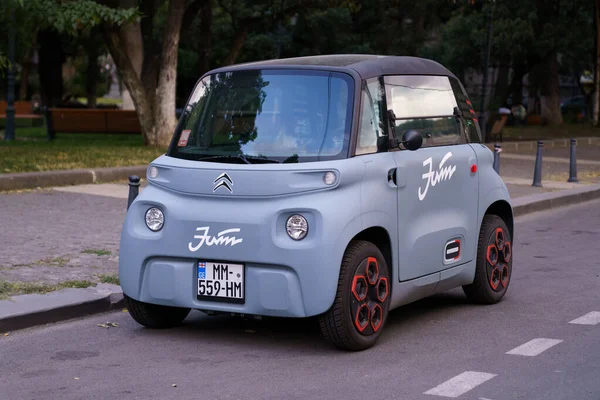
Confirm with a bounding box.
[197,261,245,304]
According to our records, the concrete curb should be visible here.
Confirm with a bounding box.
[0,284,124,333]
[485,136,600,152]
[512,182,600,217]
[0,165,148,191]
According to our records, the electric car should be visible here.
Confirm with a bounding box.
[119,55,514,351]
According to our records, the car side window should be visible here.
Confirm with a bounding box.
[384,75,462,148]
[356,79,386,155]
[449,77,482,143]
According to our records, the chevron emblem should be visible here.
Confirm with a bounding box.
[213,172,233,193]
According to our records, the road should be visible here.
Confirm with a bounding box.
[1,199,599,400]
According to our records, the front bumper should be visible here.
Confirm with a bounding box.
[118,183,359,318]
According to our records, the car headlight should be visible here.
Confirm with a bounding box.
[286,214,308,240]
[145,207,164,231]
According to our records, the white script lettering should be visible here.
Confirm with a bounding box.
[418,152,456,201]
[188,227,243,251]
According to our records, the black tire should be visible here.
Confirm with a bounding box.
[463,214,513,304]
[318,240,391,351]
[124,295,191,329]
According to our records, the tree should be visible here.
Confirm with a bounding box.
[101,0,209,146]
[422,0,594,126]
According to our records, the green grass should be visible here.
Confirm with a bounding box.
[81,249,112,256]
[0,127,166,174]
[98,274,120,285]
[0,279,95,299]
[502,124,600,141]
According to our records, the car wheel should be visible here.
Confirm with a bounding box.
[124,294,191,329]
[463,214,513,304]
[318,240,391,351]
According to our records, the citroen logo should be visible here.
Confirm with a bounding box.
[213,172,233,193]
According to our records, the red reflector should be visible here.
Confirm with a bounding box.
[471,164,477,173]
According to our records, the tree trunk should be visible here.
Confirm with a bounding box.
[119,0,143,111]
[37,29,65,107]
[539,52,563,125]
[492,64,510,109]
[594,0,600,127]
[86,37,99,108]
[509,62,526,106]
[222,22,249,66]
[197,0,213,76]
[154,0,186,146]
[140,0,159,117]
[103,24,155,146]
[19,31,37,101]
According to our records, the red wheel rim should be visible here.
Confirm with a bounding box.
[350,257,389,335]
[486,226,511,292]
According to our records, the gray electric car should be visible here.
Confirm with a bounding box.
[119,54,514,351]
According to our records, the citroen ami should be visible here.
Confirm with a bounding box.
[119,55,514,351]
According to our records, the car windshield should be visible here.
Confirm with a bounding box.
[167,69,354,164]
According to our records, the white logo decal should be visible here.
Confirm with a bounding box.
[418,151,457,201]
[188,227,243,251]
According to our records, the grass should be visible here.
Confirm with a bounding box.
[98,274,120,285]
[0,127,166,174]
[0,279,95,299]
[502,124,600,141]
[81,249,112,256]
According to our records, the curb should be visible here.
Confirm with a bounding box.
[511,182,600,217]
[0,284,124,333]
[0,165,148,192]
[485,136,600,152]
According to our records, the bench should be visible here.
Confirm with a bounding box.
[45,108,141,139]
[0,100,43,120]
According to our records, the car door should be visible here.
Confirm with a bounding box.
[384,74,479,282]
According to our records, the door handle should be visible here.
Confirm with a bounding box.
[388,168,397,185]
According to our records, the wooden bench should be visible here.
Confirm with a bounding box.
[0,100,43,119]
[45,108,141,139]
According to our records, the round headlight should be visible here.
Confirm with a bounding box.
[286,214,308,240]
[323,171,337,185]
[145,207,164,231]
[149,166,158,179]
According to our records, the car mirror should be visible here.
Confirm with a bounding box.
[401,130,423,151]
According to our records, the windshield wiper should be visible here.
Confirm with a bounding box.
[198,154,251,164]
[197,154,280,164]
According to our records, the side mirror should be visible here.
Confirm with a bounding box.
[401,130,423,151]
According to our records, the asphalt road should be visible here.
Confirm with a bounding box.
[1,200,599,400]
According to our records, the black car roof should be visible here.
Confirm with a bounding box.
[207,54,457,80]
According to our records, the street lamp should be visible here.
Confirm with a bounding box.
[479,0,495,142]
[4,0,16,141]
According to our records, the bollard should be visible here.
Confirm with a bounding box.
[532,141,543,187]
[493,144,501,174]
[127,175,140,210]
[567,138,579,183]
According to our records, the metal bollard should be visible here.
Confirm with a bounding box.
[532,141,543,187]
[127,175,140,210]
[493,144,501,174]
[567,138,579,183]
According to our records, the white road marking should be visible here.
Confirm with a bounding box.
[506,338,563,356]
[569,311,600,325]
[479,398,494,400]
[424,371,497,398]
